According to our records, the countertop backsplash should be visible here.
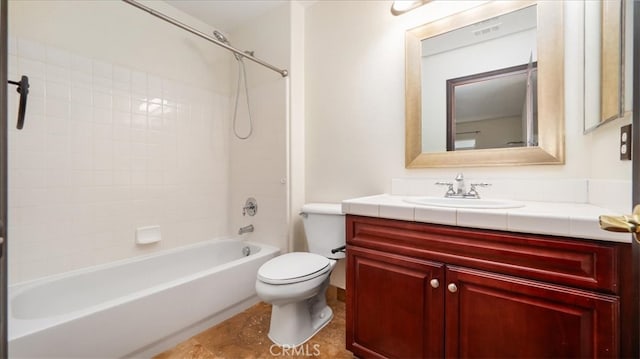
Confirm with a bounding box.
[391,177,631,213]
[587,179,632,214]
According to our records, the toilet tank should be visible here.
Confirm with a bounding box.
[301,203,345,260]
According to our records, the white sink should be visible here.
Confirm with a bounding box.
[404,196,525,209]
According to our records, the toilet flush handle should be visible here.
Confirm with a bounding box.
[331,245,346,254]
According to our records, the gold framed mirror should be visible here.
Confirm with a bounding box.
[405,0,564,168]
[584,0,625,132]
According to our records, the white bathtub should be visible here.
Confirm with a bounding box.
[8,238,280,358]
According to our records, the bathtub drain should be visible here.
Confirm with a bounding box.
[242,246,251,256]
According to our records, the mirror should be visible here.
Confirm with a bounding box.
[584,0,625,132]
[405,1,564,168]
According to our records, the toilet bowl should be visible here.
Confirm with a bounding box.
[255,203,345,347]
[256,253,336,346]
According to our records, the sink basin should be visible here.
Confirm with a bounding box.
[404,196,525,209]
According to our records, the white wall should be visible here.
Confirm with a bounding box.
[228,4,291,253]
[8,0,631,290]
[305,0,630,204]
[586,0,634,183]
[7,0,232,283]
[289,1,308,252]
[305,1,632,289]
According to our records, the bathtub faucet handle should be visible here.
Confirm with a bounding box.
[243,197,258,217]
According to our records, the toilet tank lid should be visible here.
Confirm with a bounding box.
[301,203,343,215]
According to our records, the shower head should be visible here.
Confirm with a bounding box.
[213,30,242,61]
[213,30,230,44]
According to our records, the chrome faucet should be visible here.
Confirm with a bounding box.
[436,173,491,199]
[454,173,466,196]
[238,224,254,235]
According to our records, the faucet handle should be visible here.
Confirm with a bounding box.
[435,182,456,196]
[467,183,491,198]
[242,197,258,217]
[435,181,454,189]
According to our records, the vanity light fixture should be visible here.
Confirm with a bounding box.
[391,0,432,16]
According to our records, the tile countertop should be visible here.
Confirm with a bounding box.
[341,194,632,243]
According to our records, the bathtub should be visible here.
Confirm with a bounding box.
[8,238,280,358]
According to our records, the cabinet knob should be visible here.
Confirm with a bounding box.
[447,283,458,293]
[430,279,440,288]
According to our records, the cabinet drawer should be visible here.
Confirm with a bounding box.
[346,215,622,294]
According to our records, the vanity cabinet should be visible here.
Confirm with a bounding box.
[346,215,632,358]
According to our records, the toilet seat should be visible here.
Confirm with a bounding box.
[258,252,331,285]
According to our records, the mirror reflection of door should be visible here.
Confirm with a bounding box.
[447,62,538,151]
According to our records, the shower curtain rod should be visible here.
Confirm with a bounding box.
[121,0,289,77]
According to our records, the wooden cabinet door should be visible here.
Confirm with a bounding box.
[445,266,620,358]
[347,246,445,359]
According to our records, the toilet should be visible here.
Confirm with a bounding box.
[255,203,345,346]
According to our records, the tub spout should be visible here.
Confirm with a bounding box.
[238,224,254,235]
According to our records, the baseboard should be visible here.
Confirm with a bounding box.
[326,285,346,302]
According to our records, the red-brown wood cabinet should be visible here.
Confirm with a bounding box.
[345,215,634,358]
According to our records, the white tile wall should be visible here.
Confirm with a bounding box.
[7,37,231,284]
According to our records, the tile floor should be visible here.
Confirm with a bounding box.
[154,288,352,359]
